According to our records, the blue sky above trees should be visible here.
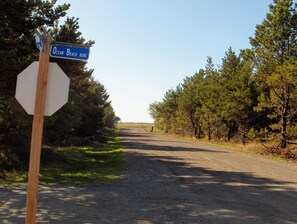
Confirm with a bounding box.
[58,0,278,122]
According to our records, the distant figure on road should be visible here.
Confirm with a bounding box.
[151,126,154,132]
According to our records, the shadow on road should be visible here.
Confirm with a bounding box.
[117,154,297,224]
[0,129,296,223]
[118,129,297,224]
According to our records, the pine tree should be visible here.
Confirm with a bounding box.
[44,17,117,145]
[177,70,205,138]
[219,48,241,141]
[0,0,69,169]
[149,87,181,133]
[202,57,221,141]
[250,0,297,149]
[218,48,259,143]
[0,1,118,170]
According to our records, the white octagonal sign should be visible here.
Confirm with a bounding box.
[15,61,70,116]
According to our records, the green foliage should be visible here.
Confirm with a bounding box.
[149,87,181,133]
[0,0,70,170]
[149,0,297,149]
[39,137,124,185]
[0,1,119,171]
[0,136,124,185]
[250,0,297,148]
[247,128,273,142]
[177,70,205,137]
[104,105,121,129]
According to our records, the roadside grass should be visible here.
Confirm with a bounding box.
[0,170,27,185]
[195,139,297,162]
[117,122,153,131]
[150,128,297,163]
[189,138,297,162]
[0,136,125,185]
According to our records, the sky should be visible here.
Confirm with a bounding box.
[58,0,274,123]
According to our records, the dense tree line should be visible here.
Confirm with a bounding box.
[149,0,297,150]
[0,0,119,170]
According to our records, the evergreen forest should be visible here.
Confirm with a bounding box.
[149,0,297,156]
[0,0,119,171]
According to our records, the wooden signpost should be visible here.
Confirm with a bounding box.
[15,31,90,223]
[25,34,51,224]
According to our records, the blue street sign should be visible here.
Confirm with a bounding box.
[50,44,90,61]
[35,31,45,52]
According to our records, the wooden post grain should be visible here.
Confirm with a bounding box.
[25,35,51,224]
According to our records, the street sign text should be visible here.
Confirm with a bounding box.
[50,44,89,61]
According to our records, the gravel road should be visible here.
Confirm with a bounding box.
[1,127,297,224]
